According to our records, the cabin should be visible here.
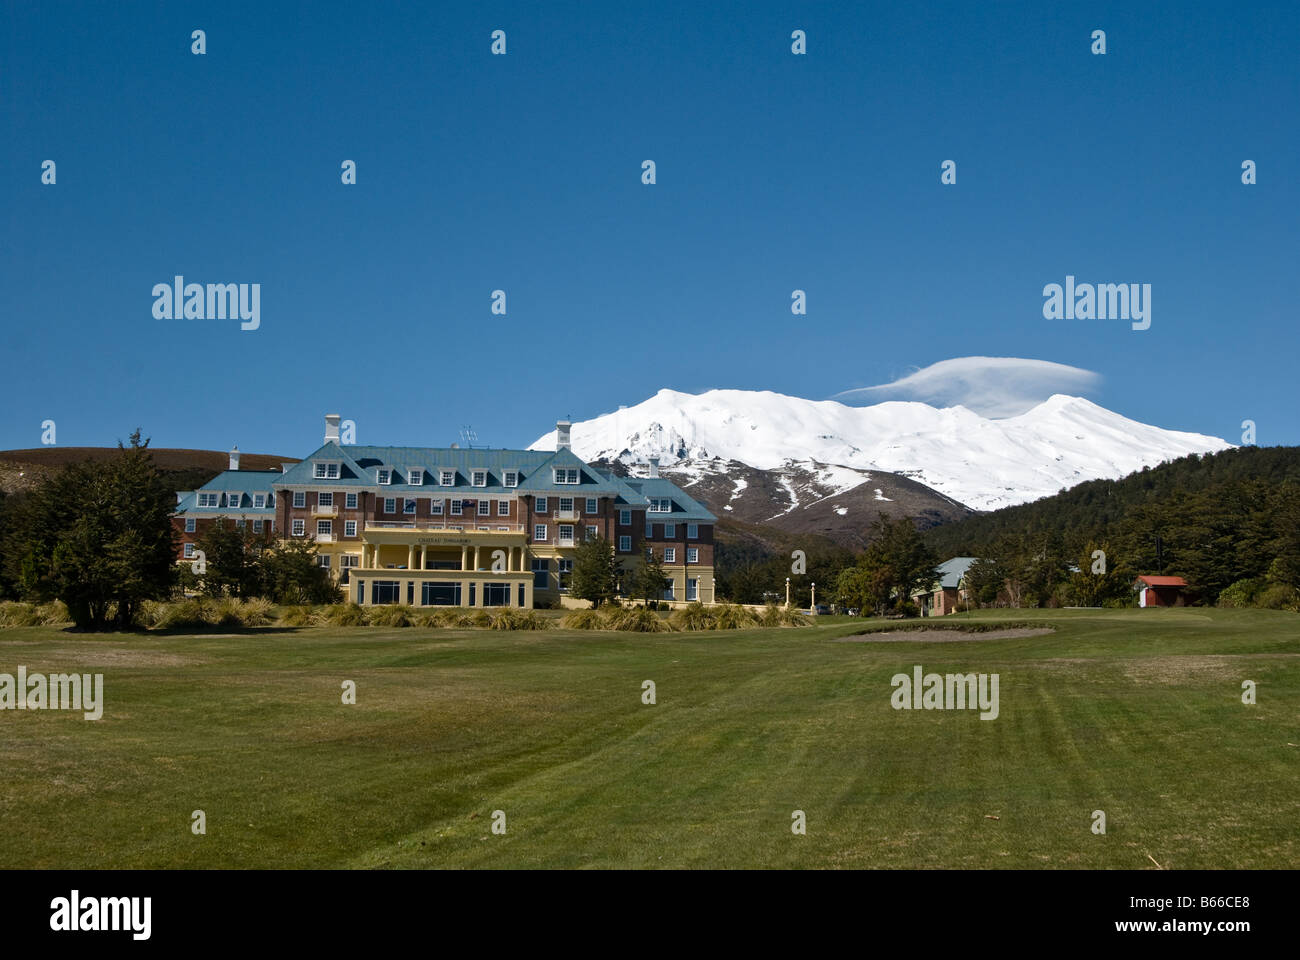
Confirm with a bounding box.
[913,557,977,616]
[1135,575,1187,607]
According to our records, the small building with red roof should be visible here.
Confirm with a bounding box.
[1135,575,1188,608]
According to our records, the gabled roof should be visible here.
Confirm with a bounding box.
[1136,575,1187,587]
[622,476,717,522]
[174,470,279,515]
[912,557,978,596]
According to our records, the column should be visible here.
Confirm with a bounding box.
[461,545,468,570]
[420,545,427,570]
[407,544,415,569]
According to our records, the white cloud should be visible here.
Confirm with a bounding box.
[832,357,1101,418]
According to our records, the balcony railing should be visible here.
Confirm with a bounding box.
[316,533,335,543]
[365,521,526,533]
[312,504,338,516]
[553,509,579,521]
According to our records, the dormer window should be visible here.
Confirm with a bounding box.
[471,470,487,487]
[504,470,518,488]
[440,470,455,486]
[377,469,391,485]
[197,492,219,508]
[314,462,340,479]
[554,468,579,484]
[649,498,672,513]
[409,471,423,486]
[253,494,266,508]
[226,492,242,507]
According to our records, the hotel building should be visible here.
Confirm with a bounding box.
[173,416,716,608]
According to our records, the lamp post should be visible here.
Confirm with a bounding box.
[785,577,790,608]
[811,582,816,614]
[709,577,715,605]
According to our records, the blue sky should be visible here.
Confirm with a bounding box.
[3,1,1296,455]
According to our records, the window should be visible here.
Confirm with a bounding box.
[504,471,518,488]
[618,535,631,552]
[409,471,423,485]
[619,509,631,526]
[665,523,676,538]
[384,497,396,514]
[422,582,462,606]
[184,543,195,558]
[558,524,574,543]
[649,498,672,513]
[557,559,573,591]
[471,470,487,487]
[317,554,331,569]
[585,497,598,514]
[346,493,358,509]
[235,519,246,530]
[662,579,675,601]
[483,583,510,607]
[341,555,359,568]
[253,494,266,508]
[450,500,462,516]
[198,493,219,508]
[687,547,698,564]
[532,558,549,589]
[317,520,332,536]
[559,497,574,513]
[377,468,391,485]
[645,522,654,539]
[314,462,327,478]
[664,548,676,563]
[184,518,196,533]
[316,462,338,479]
[404,498,417,515]
[586,525,598,540]
[470,500,486,516]
[345,520,357,537]
[440,470,454,486]
[498,500,509,516]
[292,519,305,536]
[226,492,241,507]
[371,580,401,605]
[319,492,333,507]
[554,468,579,484]
[687,578,698,601]
[253,519,264,534]
[534,524,548,541]
[293,491,306,508]
[687,523,698,539]
[431,499,443,516]
[536,496,548,513]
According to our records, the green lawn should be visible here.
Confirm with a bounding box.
[1,608,1296,868]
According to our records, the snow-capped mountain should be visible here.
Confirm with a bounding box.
[530,389,1232,511]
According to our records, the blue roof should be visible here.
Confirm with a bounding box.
[623,477,717,522]
[174,470,279,515]
[935,557,978,590]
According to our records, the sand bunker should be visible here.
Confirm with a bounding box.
[834,627,1056,643]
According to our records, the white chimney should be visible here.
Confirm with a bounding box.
[324,413,341,444]
[556,419,572,451]
[648,456,659,478]
[229,446,240,471]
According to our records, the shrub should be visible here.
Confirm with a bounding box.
[484,608,549,630]
[0,602,39,628]
[606,606,672,632]
[1256,583,1300,612]
[278,604,318,627]
[1217,578,1264,608]
[326,602,367,627]
[561,609,606,630]
[711,603,759,630]
[366,605,414,627]
[151,599,210,630]
[758,602,809,627]
[670,602,715,631]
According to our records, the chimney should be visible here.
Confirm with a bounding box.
[556,419,572,451]
[324,414,341,444]
[229,446,240,471]
[648,456,659,478]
